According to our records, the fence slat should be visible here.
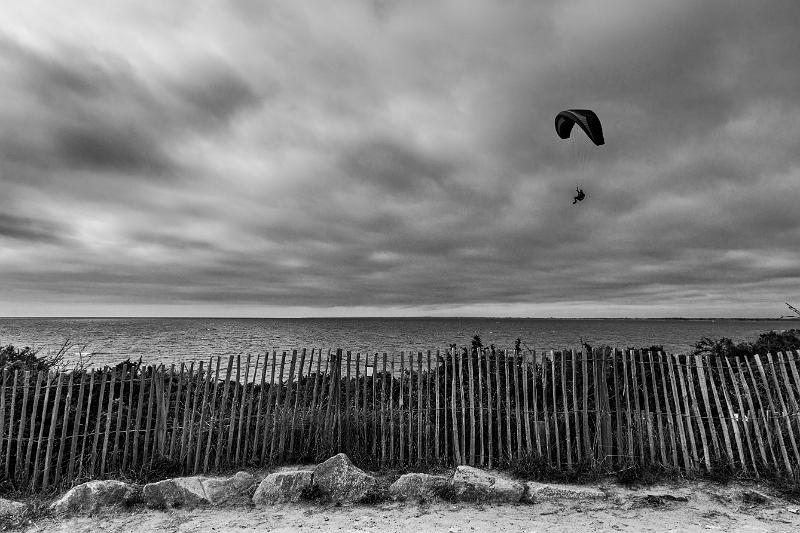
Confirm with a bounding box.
[31,372,52,491]
[699,355,732,465]
[14,371,31,482]
[629,351,643,464]
[683,357,711,471]
[522,351,533,460]
[193,359,214,474]
[0,370,7,478]
[664,353,692,471]
[513,351,524,464]
[571,349,580,464]
[542,352,551,463]
[261,351,278,464]
[727,356,765,472]
[242,353,260,464]
[142,367,157,466]
[227,354,243,465]
[759,354,798,471]
[113,366,128,470]
[581,350,590,460]
[656,353,678,469]
[647,352,668,467]
[561,350,572,467]
[638,351,655,464]
[216,355,235,469]
[718,356,747,472]
[389,354,396,465]
[766,353,800,467]
[68,371,87,482]
[459,350,468,463]
[531,351,541,458]
[612,351,623,467]
[306,350,323,458]
[741,357,781,470]
[89,370,108,478]
[23,371,44,484]
[467,350,476,465]
[100,369,117,476]
[434,351,441,464]
[252,354,268,462]
[235,353,252,464]
[674,355,701,470]
[426,351,432,466]
[448,350,460,464]
[168,364,183,459]
[42,372,64,489]
[178,362,195,469]
[551,352,561,467]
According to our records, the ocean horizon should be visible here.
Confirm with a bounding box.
[2,316,798,368]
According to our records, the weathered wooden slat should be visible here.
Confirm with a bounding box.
[142,367,157,466]
[542,352,551,463]
[664,353,691,471]
[31,372,52,491]
[179,361,195,469]
[513,351,524,464]
[458,350,468,463]
[726,357,764,473]
[592,350,603,463]
[0,369,7,478]
[570,349,581,463]
[100,369,117,476]
[168,363,184,459]
[674,355,701,470]
[68,371,88,482]
[295,350,312,461]
[682,357,711,471]
[656,353,677,469]
[766,353,800,467]
[226,353,243,464]
[647,352,667,466]
[14,370,31,482]
[531,351,541,458]
[236,353,253,464]
[78,371,96,476]
[628,351,644,463]
[113,366,128,469]
[216,355,236,468]
[381,353,389,466]
[717,355,747,472]
[473,350,483,465]
[42,372,65,489]
[756,354,796,472]
[581,349,590,460]
[195,359,216,473]
[268,352,286,464]
[522,350,533,460]
[159,365,173,458]
[621,351,634,465]
[638,351,655,464]
[23,371,44,484]
[561,350,572,467]
[482,349,491,467]
[449,350,461,464]
[343,351,352,456]
[466,349,477,465]
[426,350,433,466]
[89,370,108,477]
[6,371,20,480]
[389,354,396,465]
[551,352,561,466]
[741,356,780,469]
[251,353,267,462]
[434,351,441,464]
[261,351,278,464]
[306,349,323,457]
[612,351,624,467]
[183,362,199,472]
[698,355,732,465]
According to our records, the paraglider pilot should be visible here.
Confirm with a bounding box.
[573,187,585,204]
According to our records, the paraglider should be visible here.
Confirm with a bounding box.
[573,187,585,204]
[555,109,604,146]
[555,109,604,204]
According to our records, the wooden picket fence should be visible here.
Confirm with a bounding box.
[1,348,800,492]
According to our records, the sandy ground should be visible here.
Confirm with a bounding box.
[19,481,800,533]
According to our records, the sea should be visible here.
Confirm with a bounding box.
[1,317,798,368]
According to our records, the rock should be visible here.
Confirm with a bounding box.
[389,473,451,501]
[313,453,378,502]
[143,472,256,508]
[253,470,314,505]
[142,477,208,509]
[523,482,606,503]
[0,498,28,517]
[203,471,256,505]
[451,466,525,503]
[50,480,141,515]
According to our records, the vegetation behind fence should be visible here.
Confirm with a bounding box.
[1,347,800,493]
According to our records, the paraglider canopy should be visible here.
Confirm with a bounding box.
[555,109,605,146]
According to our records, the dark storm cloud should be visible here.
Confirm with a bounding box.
[0,213,65,243]
[2,0,800,317]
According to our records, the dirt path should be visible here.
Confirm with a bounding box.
[22,481,800,532]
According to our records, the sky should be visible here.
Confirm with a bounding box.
[1,0,799,318]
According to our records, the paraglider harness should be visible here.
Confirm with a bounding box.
[573,186,585,204]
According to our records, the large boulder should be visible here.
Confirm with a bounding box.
[142,472,256,509]
[253,470,314,505]
[523,482,606,503]
[50,480,141,515]
[313,453,378,503]
[524,481,606,502]
[203,471,256,505]
[142,477,208,509]
[389,473,451,502]
[451,466,524,503]
[0,498,28,517]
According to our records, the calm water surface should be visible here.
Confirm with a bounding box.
[1,317,798,368]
